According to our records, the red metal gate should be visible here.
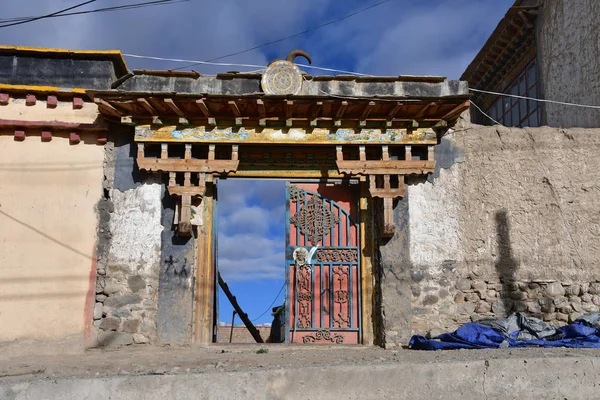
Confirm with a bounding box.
[286,182,361,344]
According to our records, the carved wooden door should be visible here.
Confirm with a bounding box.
[285,182,361,344]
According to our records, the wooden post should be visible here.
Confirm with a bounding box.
[194,186,214,345]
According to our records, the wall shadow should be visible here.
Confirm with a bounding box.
[494,210,519,316]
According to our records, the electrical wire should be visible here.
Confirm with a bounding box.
[0,0,188,27]
[0,0,96,28]
[170,0,395,71]
[469,88,600,110]
[251,283,285,322]
[469,100,502,126]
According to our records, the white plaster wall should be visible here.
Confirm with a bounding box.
[0,133,104,342]
[108,184,163,276]
[538,0,600,128]
[1,98,99,124]
[408,166,462,277]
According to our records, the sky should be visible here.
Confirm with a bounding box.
[0,0,514,326]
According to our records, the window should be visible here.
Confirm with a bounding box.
[486,60,541,127]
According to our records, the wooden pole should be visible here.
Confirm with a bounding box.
[218,272,264,343]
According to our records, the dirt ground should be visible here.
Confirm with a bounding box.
[2,344,600,382]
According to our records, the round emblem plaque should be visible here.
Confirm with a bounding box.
[261,60,303,95]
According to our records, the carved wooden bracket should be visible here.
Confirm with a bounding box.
[336,144,435,238]
[137,143,239,236]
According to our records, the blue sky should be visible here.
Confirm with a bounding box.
[0,0,515,325]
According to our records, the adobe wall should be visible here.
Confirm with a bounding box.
[380,119,600,347]
[0,133,104,348]
[537,0,600,128]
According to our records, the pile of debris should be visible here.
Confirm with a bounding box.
[410,313,600,350]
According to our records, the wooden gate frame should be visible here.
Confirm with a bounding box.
[91,92,470,345]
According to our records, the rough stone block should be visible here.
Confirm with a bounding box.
[589,283,600,295]
[93,303,103,320]
[96,294,107,303]
[582,294,592,303]
[411,285,421,297]
[112,308,132,318]
[556,312,569,322]
[455,279,471,291]
[457,302,476,315]
[543,313,557,322]
[510,291,528,301]
[127,276,147,293]
[592,296,600,306]
[422,295,439,306]
[513,301,528,312]
[471,281,486,292]
[527,302,541,314]
[99,317,120,331]
[545,282,565,298]
[474,301,491,313]
[133,333,150,344]
[465,293,480,303]
[103,282,124,295]
[104,294,142,308]
[97,332,133,347]
[454,292,465,304]
[492,300,512,315]
[122,319,141,334]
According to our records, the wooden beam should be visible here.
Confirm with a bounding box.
[137,98,157,115]
[518,11,534,28]
[94,98,124,117]
[359,101,375,127]
[337,160,435,175]
[441,100,471,120]
[309,101,323,127]
[414,102,436,120]
[286,100,294,127]
[137,158,239,173]
[195,99,211,117]
[256,99,266,118]
[164,98,186,117]
[228,100,241,117]
[218,273,264,343]
[335,100,348,127]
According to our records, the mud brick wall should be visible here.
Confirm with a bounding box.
[379,119,600,348]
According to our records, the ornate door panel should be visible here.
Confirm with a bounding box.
[286,182,361,344]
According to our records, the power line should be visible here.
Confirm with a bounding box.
[469,88,600,110]
[170,0,395,71]
[251,283,285,322]
[0,0,188,27]
[0,0,96,29]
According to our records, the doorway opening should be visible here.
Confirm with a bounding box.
[215,179,287,343]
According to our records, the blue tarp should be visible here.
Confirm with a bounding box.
[410,314,600,350]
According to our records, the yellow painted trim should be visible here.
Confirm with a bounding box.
[0,83,87,95]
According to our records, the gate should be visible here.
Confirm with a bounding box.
[285,182,361,344]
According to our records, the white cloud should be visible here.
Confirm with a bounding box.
[218,233,284,281]
[0,0,513,79]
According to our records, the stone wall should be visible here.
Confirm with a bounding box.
[380,120,600,347]
[537,0,600,128]
[93,132,164,346]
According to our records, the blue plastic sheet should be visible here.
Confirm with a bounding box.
[410,318,600,350]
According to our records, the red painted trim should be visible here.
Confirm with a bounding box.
[0,93,8,105]
[47,95,58,109]
[73,97,84,110]
[84,248,97,342]
[14,130,25,141]
[69,131,81,144]
[25,94,36,106]
[0,119,107,130]
[41,130,52,142]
